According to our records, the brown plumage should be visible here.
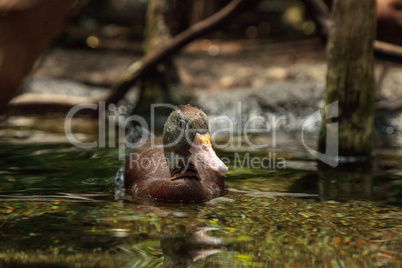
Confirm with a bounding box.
[124,105,228,203]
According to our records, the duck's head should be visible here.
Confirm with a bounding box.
[162,105,228,178]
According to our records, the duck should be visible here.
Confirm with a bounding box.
[122,105,228,203]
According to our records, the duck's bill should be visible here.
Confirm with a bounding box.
[190,133,228,176]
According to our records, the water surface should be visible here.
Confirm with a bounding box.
[0,117,401,267]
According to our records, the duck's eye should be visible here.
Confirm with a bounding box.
[179,120,186,130]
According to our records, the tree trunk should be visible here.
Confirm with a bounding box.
[0,0,75,114]
[134,0,192,117]
[318,0,376,166]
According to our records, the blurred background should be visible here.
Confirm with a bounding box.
[0,1,401,266]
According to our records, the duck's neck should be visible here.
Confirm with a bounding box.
[164,151,198,179]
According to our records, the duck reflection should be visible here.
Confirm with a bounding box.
[161,226,223,267]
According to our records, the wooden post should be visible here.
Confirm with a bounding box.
[318,0,376,166]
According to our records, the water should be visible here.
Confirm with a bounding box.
[0,117,401,267]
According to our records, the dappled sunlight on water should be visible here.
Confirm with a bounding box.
[0,123,401,267]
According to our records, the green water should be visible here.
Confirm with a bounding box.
[0,122,401,267]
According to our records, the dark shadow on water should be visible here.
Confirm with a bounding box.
[315,159,401,206]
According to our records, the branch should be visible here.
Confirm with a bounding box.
[102,0,262,106]
[374,40,402,61]
[301,0,402,62]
